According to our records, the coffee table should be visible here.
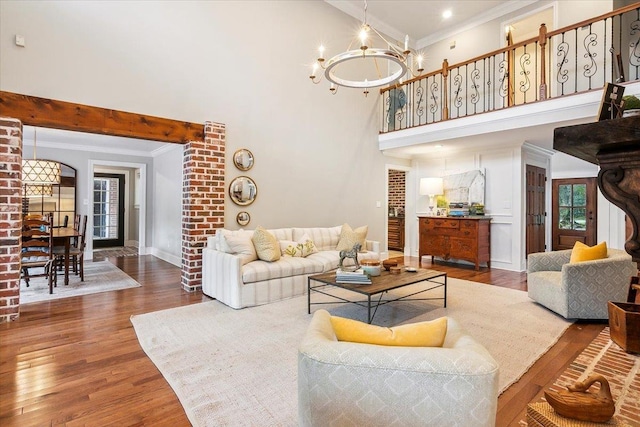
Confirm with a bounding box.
[307,268,447,324]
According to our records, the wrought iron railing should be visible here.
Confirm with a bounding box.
[381,3,640,133]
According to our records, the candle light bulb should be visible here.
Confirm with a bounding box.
[359,27,368,48]
[318,45,325,60]
[404,35,409,52]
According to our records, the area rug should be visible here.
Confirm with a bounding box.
[522,327,640,426]
[20,261,141,304]
[131,278,572,427]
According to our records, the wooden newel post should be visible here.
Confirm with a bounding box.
[442,59,449,120]
[538,24,548,101]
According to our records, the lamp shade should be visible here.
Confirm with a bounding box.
[22,159,61,185]
[419,177,444,196]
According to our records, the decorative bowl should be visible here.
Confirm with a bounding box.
[360,260,382,276]
[382,259,398,271]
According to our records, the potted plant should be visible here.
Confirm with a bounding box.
[622,95,640,117]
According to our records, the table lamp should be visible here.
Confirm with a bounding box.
[420,177,444,215]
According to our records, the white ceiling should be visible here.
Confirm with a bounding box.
[326,0,536,47]
[22,125,170,157]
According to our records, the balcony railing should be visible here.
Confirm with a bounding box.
[381,3,640,133]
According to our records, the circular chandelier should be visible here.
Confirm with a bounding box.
[310,1,424,96]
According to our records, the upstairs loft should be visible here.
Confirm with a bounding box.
[379,3,640,157]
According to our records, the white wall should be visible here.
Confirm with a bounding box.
[407,139,626,272]
[1,1,393,249]
[151,145,183,265]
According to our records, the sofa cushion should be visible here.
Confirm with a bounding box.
[570,241,608,264]
[241,257,324,284]
[224,233,258,265]
[252,226,281,262]
[330,315,448,347]
[292,226,341,251]
[266,228,293,242]
[216,228,254,253]
[336,223,368,252]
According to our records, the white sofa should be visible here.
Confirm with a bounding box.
[298,310,499,427]
[202,226,380,309]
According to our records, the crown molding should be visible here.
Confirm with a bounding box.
[417,0,539,48]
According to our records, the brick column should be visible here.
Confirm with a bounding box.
[0,118,23,322]
[181,121,225,291]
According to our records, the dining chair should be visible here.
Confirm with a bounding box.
[54,215,88,281]
[21,216,57,293]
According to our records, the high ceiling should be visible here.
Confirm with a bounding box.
[326,0,534,46]
[26,1,537,156]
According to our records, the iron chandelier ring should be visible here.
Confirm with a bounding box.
[324,48,408,89]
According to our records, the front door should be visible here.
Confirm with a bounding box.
[551,178,597,250]
[526,165,546,256]
[93,173,125,248]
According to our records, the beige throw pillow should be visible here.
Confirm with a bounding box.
[252,226,281,262]
[224,233,258,265]
[336,223,368,252]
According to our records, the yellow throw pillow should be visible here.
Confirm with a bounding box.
[330,316,448,347]
[252,226,281,262]
[336,223,368,252]
[569,241,608,263]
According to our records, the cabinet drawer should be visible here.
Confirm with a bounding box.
[430,218,460,229]
[460,220,478,229]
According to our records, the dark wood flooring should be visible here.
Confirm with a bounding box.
[0,255,604,426]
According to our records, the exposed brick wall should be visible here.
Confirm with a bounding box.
[388,169,406,214]
[0,118,23,322]
[181,121,225,291]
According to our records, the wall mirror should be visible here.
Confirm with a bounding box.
[233,149,254,171]
[236,211,251,226]
[23,161,76,227]
[229,176,257,206]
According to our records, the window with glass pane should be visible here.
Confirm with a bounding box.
[557,184,587,231]
[93,177,119,240]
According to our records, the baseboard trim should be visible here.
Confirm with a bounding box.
[149,248,181,267]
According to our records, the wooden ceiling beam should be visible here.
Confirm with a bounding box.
[0,91,204,144]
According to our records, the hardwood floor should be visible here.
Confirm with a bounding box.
[0,255,604,426]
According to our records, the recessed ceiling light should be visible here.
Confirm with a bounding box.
[435,144,444,149]
[442,9,452,19]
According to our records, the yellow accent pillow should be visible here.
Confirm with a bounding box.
[336,223,368,252]
[252,226,281,262]
[330,316,448,347]
[569,241,608,264]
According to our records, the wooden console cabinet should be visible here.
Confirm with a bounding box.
[388,217,405,251]
[419,216,491,270]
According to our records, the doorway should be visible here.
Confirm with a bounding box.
[93,173,125,248]
[387,167,408,257]
[526,165,547,256]
[551,178,598,250]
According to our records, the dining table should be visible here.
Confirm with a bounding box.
[53,227,81,286]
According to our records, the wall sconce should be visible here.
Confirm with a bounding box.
[420,177,444,216]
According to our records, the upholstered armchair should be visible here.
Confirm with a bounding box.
[527,248,637,319]
[298,310,499,427]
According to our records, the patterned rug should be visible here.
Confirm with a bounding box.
[522,328,640,426]
[20,261,141,304]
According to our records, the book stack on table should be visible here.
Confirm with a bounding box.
[335,269,371,285]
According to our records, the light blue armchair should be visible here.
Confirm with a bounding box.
[527,248,637,319]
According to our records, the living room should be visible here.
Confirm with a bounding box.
[1,0,639,425]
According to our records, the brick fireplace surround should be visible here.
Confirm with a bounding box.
[0,118,226,322]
